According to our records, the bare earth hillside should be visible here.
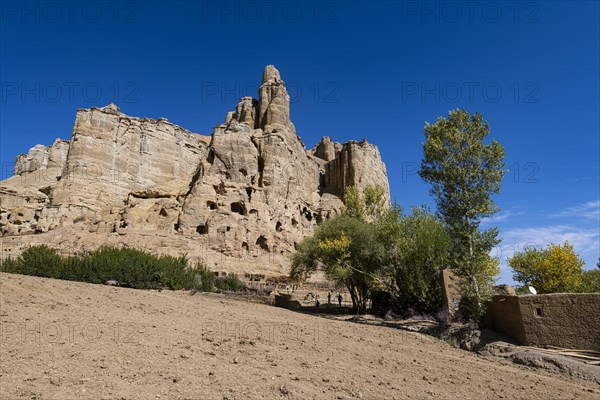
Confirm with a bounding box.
[0,273,598,399]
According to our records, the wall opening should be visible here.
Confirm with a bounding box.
[207,201,217,210]
[196,224,208,234]
[535,307,543,317]
[276,221,282,232]
[256,235,269,252]
[231,202,247,215]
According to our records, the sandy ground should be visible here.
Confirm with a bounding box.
[0,273,598,400]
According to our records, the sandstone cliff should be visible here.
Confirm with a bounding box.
[0,66,390,276]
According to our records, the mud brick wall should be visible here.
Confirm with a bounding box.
[440,269,461,315]
[486,295,526,343]
[487,293,600,351]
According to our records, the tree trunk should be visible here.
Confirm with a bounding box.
[355,283,369,314]
[468,232,482,315]
[347,282,358,312]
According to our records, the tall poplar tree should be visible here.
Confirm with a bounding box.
[419,109,506,320]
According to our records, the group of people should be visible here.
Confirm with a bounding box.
[312,291,343,308]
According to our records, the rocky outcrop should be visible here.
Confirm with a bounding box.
[322,139,391,200]
[14,139,70,176]
[51,103,207,211]
[0,66,390,276]
[257,65,295,134]
[310,136,341,163]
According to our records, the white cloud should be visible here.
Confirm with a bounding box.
[481,210,524,224]
[552,200,600,220]
[500,225,599,256]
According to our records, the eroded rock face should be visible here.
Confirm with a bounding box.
[0,66,390,276]
[51,103,207,211]
[14,139,70,176]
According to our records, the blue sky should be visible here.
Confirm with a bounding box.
[1,1,598,284]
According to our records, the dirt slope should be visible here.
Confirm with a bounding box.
[0,273,598,399]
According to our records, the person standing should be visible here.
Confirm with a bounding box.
[327,291,332,305]
[337,293,343,307]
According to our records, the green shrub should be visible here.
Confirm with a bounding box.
[1,245,63,278]
[0,245,208,291]
[158,255,195,290]
[0,257,23,274]
[59,255,99,283]
[0,245,249,293]
[190,265,216,293]
[85,247,164,289]
[215,273,245,292]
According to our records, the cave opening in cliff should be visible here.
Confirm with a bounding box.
[207,150,215,164]
[256,235,269,252]
[207,201,217,210]
[231,202,247,215]
[276,221,282,232]
[318,172,326,195]
[303,208,312,221]
[196,224,208,234]
[257,156,265,187]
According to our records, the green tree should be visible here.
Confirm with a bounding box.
[291,186,387,314]
[418,109,506,320]
[508,241,585,293]
[385,206,449,314]
[581,269,600,293]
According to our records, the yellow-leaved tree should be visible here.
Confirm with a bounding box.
[508,241,584,293]
[291,186,388,314]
